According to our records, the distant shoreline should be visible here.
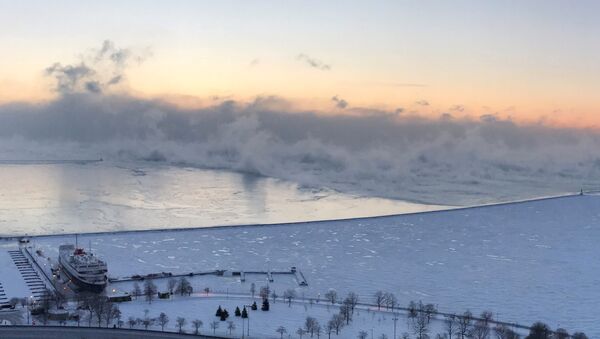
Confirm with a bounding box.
[0,159,102,164]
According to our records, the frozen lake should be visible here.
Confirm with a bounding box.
[27,194,600,336]
[0,162,447,236]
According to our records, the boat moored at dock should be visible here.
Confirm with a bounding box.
[58,244,107,292]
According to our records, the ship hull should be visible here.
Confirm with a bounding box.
[59,257,106,293]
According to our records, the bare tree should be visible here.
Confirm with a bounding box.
[227,320,236,335]
[471,319,490,339]
[127,316,137,329]
[132,282,142,300]
[407,301,418,321]
[374,291,385,310]
[411,311,430,339]
[444,314,457,339]
[379,335,389,339]
[283,289,296,307]
[260,285,270,300]
[455,311,472,339]
[324,289,338,305]
[144,279,157,304]
[192,319,203,335]
[176,317,186,333]
[250,282,256,298]
[89,295,109,327]
[141,310,154,330]
[115,309,123,328]
[345,292,359,315]
[340,303,352,325]
[358,330,369,339]
[158,312,169,331]
[210,320,219,334]
[276,326,288,339]
[305,316,319,337]
[79,293,96,327]
[104,303,120,328]
[167,278,177,295]
[176,277,191,296]
[297,327,308,339]
[271,290,278,303]
[329,314,345,335]
[384,292,397,311]
[326,321,335,339]
[315,324,322,338]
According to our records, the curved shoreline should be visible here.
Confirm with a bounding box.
[1,191,579,239]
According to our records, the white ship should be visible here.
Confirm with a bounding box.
[59,244,107,292]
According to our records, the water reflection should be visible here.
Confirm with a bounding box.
[0,162,449,236]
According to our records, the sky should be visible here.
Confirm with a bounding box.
[0,0,599,127]
[1,1,600,202]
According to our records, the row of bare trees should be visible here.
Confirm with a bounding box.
[131,277,194,304]
[74,292,121,328]
[126,309,210,335]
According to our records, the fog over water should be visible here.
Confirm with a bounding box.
[2,41,600,234]
[2,92,600,208]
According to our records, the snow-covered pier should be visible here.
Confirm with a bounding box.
[108,267,307,286]
[108,270,220,283]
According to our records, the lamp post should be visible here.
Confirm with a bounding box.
[392,313,399,339]
[245,305,251,337]
[241,304,252,338]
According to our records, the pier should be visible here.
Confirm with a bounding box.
[108,267,308,286]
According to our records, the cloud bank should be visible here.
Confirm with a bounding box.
[1,41,600,205]
[2,92,600,205]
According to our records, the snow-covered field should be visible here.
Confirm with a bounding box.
[21,194,600,336]
[116,294,445,339]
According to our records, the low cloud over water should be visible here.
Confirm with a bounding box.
[1,41,600,205]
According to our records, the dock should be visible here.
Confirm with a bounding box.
[108,267,307,286]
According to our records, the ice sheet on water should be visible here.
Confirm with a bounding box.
[25,194,600,336]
